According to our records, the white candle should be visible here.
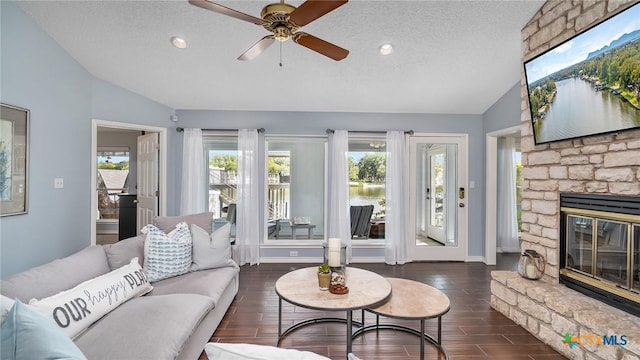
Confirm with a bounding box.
[328,238,341,251]
[328,251,340,267]
[327,238,342,267]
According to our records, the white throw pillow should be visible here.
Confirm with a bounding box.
[190,223,235,271]
[142,222,192,282]
[204,343,330,360]
[28,257,152,339]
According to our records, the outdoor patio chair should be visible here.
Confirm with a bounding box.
[350,205,374,238]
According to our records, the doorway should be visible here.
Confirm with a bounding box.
[90,119,168,246]
[409,134,468,261]
[485,125,521,265]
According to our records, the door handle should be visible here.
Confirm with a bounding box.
[459,203,465,207]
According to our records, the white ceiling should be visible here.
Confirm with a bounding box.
[16,0,543,114]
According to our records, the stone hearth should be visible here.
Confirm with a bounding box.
[491,271,640,359]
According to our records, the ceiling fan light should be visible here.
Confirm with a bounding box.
[379,43,393,55]
[273,25,291,42]
[171,36,187,49]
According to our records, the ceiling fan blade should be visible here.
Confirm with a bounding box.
[289,0,348,27]
[189,0,264,25]
[293,32,348,61]
[238,36,276,61]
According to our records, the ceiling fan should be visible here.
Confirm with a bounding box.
[189,0,349,61]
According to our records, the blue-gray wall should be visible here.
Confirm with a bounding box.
[0,2,174,277]
[483,83,522,134]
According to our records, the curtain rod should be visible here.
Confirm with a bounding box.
[176,127,265,133]
[325,129,414,135]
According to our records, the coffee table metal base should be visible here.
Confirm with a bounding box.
[352,313,449,360]
[276,298,362,354]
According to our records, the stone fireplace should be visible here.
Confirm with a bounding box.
[490,1,640,359]
[560,193,640,317]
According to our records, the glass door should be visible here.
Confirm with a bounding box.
[426,145,447,243]
[409,135,467,261]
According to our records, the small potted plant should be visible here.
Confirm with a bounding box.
[317,263,331,290]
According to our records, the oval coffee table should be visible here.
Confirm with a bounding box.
[353,278,450,360]
[275,267,392,356]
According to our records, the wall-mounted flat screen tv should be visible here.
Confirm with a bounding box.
[524,3,640,145]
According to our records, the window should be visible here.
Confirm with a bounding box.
[97,147,130,220]
[267,150,290,220]
[204,137,238,230]
[348,138,386,239]
[266,137,326,241]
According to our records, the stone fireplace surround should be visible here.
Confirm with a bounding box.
[490,1,640,359]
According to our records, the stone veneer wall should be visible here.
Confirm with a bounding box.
[490,1,640,359]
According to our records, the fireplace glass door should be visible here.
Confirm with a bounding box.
[566,214,631,288]
[595,219,628,287]
[566,215,593,274]
[634,225,640,292]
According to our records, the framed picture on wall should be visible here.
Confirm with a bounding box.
[0,103,29,216]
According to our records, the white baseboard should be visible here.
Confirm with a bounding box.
[259,257,319,263]
[259,257,387,264]
[350,257,386,263]
[465,256,485,263]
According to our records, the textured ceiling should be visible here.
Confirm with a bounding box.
[16,0,543,114]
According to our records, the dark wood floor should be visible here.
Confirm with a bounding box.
[200,254,565,360]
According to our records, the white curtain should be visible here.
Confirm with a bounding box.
[327,130,352,262]
[180,128,206,215]
[236,129,260,265]
[497,137,519,252]
[385,131,409,264]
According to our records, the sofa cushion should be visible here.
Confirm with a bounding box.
[0,246,111,303]
[150,266,239,305]
[74,294,213,360]
[1,295,14,324]
[1,300,87,360]
[28,258,152,339]
[154,211,213,234]
[103,234,145,270]
[191,223,234,271]
[142,222,192,282]
[204,343,330,360]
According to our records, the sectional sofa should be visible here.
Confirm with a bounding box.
[1,228,239,360]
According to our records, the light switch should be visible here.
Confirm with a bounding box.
[54,178,64,189]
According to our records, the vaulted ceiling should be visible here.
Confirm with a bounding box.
[16,0,543,114]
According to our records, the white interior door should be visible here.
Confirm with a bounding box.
[409,134,468,261]
[137,133,159,232]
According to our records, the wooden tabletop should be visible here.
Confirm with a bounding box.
[275,267,391,311]
[368,278,450,319]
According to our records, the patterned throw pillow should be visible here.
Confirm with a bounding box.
[142,222,192,282]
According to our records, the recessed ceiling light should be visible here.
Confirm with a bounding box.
[379,43,393,55]
[171,36,187,49]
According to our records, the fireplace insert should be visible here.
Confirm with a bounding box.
[560,193,640,316]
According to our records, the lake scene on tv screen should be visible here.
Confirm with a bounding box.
[525,4,640,144]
